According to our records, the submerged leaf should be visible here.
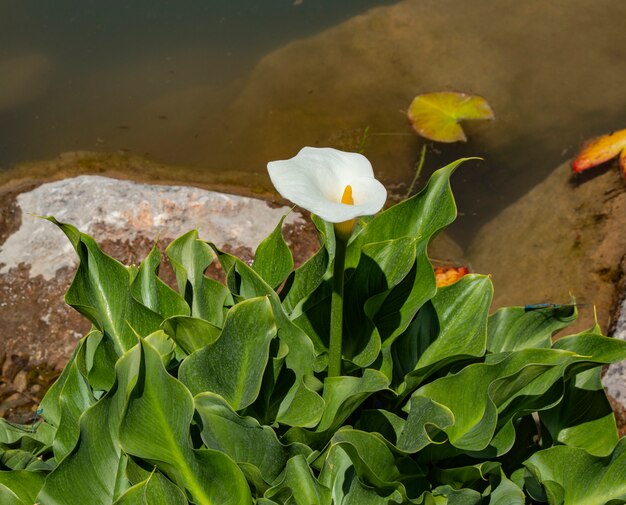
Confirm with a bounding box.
[571,127,626,176]
[407,92,494,142]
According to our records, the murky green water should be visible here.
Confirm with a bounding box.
[1,0,626,245]
[0,0,398,169]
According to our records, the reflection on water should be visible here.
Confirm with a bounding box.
[1,0,626,244]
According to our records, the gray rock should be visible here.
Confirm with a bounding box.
[605,294,626,403]
[0,175,304,280]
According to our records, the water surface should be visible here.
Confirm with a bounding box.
[1,0,626,245]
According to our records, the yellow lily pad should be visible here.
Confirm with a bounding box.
[571,128,626,179]
[407,92,494,143]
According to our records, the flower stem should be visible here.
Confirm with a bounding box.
[405,143,427,199]
[328,232,347,377]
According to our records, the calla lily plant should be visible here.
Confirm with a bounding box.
[2,148,626,504]
[268,147,387,376]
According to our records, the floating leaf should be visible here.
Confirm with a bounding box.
[407,92,494,143]
[571,127,626,178]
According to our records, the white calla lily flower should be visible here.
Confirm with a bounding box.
[267,147,387,223]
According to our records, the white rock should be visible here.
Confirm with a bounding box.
[0,175,303,279]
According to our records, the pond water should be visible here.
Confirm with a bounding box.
[1,0,626,245]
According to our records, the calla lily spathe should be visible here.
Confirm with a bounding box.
[267,147,387,223]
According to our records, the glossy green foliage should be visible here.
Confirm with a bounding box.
[2,160,626,504]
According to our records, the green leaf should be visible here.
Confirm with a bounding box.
[552,331,626,363]
[319,445,407,504]
[195,392,309,486]
[144,330,176,367]
[403,275,492,393]
[0,470,46,505]
[52,350,96,462]
[270,292,324,428]
[119,339,252,505]
[346,158,469,269]
[39,338,85,428]
[113,470,188,505]
[38,345,141,505]
[489,470,525,505]
[166,230,231,326]
[0,448,54,472]
[374,241,436,348]
[396,396,454,453]
[47,217,163,354]
[275,376,325,429]
[407,92,494,143]
[130,244,190,318]
[408,348,602,452]
[264,454,331,505]
[179,297,277,410]
[316,369,390,434]
[540,368,618,456]
[328,428,403,490]
[252,215,294,289]
[282,239,329,316]
[390,301,438,387]
[0,420,55,449]
[523,438,626,505]
[206,249,324,426]
[161,315,221,355]
[342,237,417,367]
[425,485,483,504]
[213,245,275,300]
[84,329,118,391]
[487,305,576,353]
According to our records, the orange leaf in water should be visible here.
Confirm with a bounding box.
[571,128,626,178]
[435,266,470,287]
[407,92,494,143]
